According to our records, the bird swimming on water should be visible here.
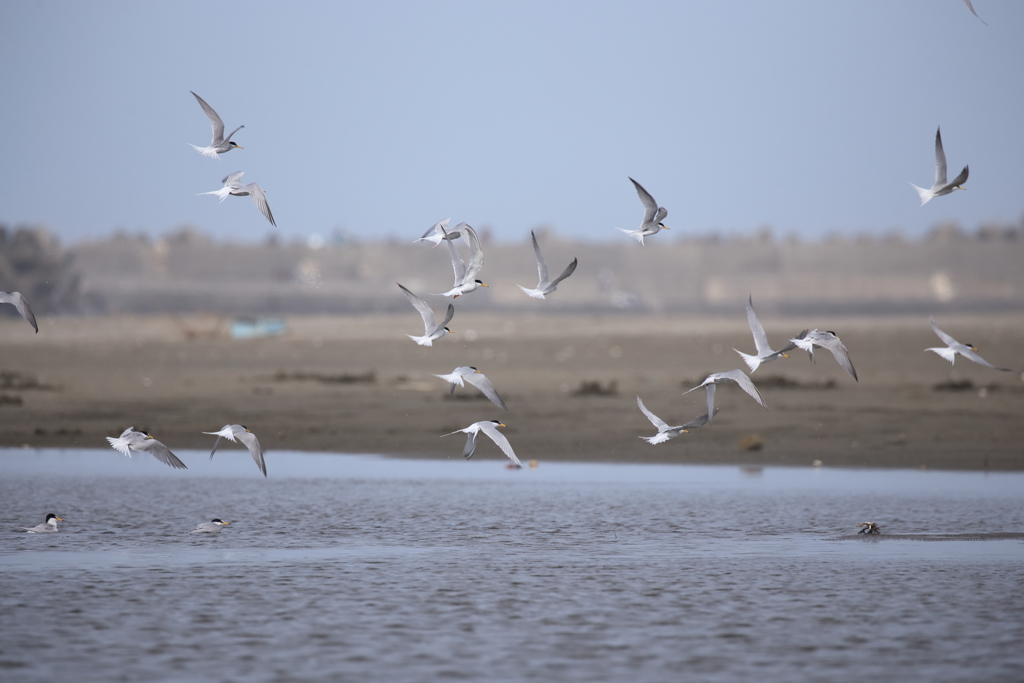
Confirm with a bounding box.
[189,91,244,158]
[19,513,62,533]
[190,519,230,534]
[857,522,880,535]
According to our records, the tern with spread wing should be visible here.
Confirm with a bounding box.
[926,317,1010,371]
[399,283,454,346]
[190,519,230,534]
[442,420,522,467]
[199,172,275,226]
[204,424,266,476]
[615,177,669,245]
[734,295,798,372]
[962,0,987,24]
[19,513,62,533]
[435,366,507,410]
[682,370,767,422]
[789,330,859,381]
[518,230,577,299]
[436,224,488,297]
[636,396,716,444]
[911,127,968,206]
[106,427,187,469]
[415,218,464,247]
[0,291,38,333]
[189,91,243,158]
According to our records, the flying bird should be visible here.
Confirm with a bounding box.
[19,513,62,533]
[203,424,266,477]
[911,127,968,206]
[789,330,859,381]
[734,295,798,372]
[189,91,244,158]
[106,427,187,470]
[682,369,768,423]
[615,177,669,245]
[415,218,464,247]
[962,0,987,24]
[190,519,230,534]
[435,366,507,410]
[926,317,1010,371]
[0,291,38,332]
[199,171,275,226]
[436,224,488,297]
[442,420,522,467]
[399,283,454,346]
[518,230,578,299]
[636,396,716,444]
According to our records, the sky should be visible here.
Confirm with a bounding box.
[1,1,1021,244]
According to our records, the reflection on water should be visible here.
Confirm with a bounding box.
[2,449,1023,683]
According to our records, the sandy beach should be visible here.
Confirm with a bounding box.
[2,311,1022,470]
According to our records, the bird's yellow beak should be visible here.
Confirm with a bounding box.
[221,521,230,525]
[481,283,490,287]
[972,346,978,351]
[498,423,506,428]
[782,353,789,358]
[146,434,154,440]
[683,430,689,434]
[235,145,243,149]
[56,517,63,521]
[662,225,670,229]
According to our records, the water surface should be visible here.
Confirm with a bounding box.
[3,449,1023,682]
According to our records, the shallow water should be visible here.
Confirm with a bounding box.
[2,449,1023,683]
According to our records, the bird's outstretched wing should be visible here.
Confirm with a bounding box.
[959,348,1010,371]
[192,91,225,144]
[629,177,659,224]
[718,369,769,409]
[136,438,188,470]
[929,317,959,347]
[530,230,549,287]
[398,284,436,333]
[464,371,507,410]
[549,258,578,290]
[0,291,38,332]
[934,127,947,187]
[637,396,670,432]
[479,423,522,466]
[246,183,275,227]
[745,295,771,356]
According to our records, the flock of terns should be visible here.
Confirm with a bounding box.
[6,25,1015,531]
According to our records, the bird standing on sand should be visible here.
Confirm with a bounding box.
[204,424,267,477]
[518,230,578,299]
[435,367,507,410]
[911,127,968,206]
[789,330,859,381]
[189,91,244,158]
[199,172,276,227]
[399,283,454,346]
[19,513,62,533]
[106,427,188,470]
[442,420,522,467]
[615,177,669,245]
[682,370,768,423]
[436,225,488,297]
[0,291,38,332]
[636,396,715,444]
[926,317,1010,371]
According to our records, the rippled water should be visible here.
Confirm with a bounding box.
[2,449,1023,682]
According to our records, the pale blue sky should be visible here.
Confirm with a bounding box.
[1,1,1021,243]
